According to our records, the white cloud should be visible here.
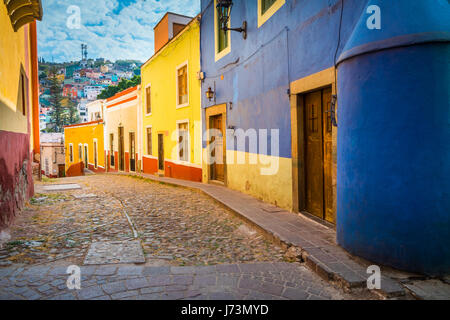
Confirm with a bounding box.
[37,0,200,63]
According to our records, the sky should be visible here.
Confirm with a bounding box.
[37,0,201,63]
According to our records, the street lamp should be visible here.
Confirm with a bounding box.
[216,0,247,39]
[206,87,215,102]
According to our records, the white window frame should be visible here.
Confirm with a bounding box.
[176,119,190,163]
[214,0,231,62]
[78,143,83,161]
[145,83,152,116]
[176,61,189,109]
[258,0,286,28]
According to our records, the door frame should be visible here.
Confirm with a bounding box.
[290,67,337,226]
[205,104,227,185]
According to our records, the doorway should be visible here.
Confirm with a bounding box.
[209,114,225,182]
[302,87,334,223]
[84,145,88,169]
[129,132,136,172]
[118,127,124,171]
[158,134,164,171]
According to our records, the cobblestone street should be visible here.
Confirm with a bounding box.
[0,174,366,300]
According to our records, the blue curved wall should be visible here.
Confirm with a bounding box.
[337,42,450,275]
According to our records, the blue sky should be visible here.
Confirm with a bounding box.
[37,0,200,63]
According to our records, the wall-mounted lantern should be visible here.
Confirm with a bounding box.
[216,0,247,40]
[206,87,215,102]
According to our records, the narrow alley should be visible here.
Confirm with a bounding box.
[0,174,359,300]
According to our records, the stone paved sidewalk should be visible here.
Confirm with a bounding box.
[118,172,450,299]
[0,262,359,300]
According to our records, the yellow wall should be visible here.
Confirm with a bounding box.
[0,4,33,136]
[141,19,202,168]
[64,123,105,171]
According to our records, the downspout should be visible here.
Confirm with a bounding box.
[30,21,40,157]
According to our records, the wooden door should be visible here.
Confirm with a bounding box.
[158,134,164,171]
[84,145,88,169]
[129,132,136,172]
[118,127,124,171]
[303,88,334,222]
[304,91,324,219]
[58,164,65,177]
[210,114,224,182]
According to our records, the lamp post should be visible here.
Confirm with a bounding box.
[216,0,247,39]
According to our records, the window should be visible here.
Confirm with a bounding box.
[20,73,27,116]
[214,0,231,61]
[178,122,189,162]
[146,86,151,114]
[258,0,285,27]
[147,127,152,155]
[53,148,57,164]
[177,64,188,107]
[69,144,73,163]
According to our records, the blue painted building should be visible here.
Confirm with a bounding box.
[200,0,449,275]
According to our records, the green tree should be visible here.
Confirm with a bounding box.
[64,98,80,125]
[97,75,141,99]
[48,67,66,132]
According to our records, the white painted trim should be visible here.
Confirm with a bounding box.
[145,125,153,157]
[176,119,190,163]
[176,61,189,109]
[143,155,158,160]
[258,0,286,28]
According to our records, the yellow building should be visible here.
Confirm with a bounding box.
[64,120,105,176]
[0,1,42,230]
[105,86,141,173]
[140,13,202,182]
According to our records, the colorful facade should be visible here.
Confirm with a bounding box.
[105,86,142,173]
[0,1,42,230]
[64,120,106,176]
[140,13,202,182]
[199,0,449,275]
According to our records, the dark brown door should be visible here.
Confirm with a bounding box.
[84,145,88,169]
[118,127,124,171]
[129,132,136,172]
[303,87,334,223]
[58,164,65,177]
[158,134,164,171]
[210,114,224,182]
